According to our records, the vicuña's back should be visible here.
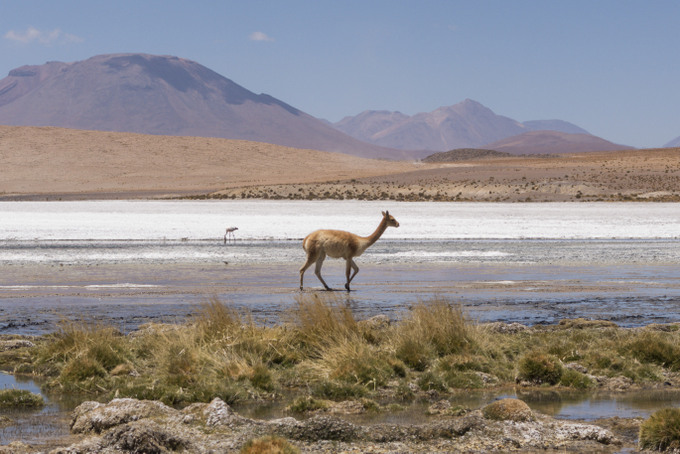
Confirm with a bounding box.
[299,211,399,291]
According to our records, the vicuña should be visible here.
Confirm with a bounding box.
[299,210,399,291]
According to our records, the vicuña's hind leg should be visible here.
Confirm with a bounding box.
[299,251,318,290]
[314,253,331,290]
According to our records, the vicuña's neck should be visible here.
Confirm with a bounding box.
[361,217,388,250]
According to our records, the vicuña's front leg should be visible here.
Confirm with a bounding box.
[345,259,359,291]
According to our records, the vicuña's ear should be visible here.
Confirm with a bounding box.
[385,210,390,216]
[382,211,386,216]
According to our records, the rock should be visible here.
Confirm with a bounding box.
[0,339,35,351]
[482,398,534,422]
[70,398,176,434]
[50,396,622,453]
[102,419,190,453]
[604,376,633,391]
[273,415,359,442]
[203,397,254,427]
[484,322,528,334]
[558,318,618,329]
[565,362,589,374]
[427,399,452,415]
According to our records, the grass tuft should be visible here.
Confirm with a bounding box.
[639,408,680,451]
[240,435,300,454]
[0,389,44,408]
[517,351,563,385]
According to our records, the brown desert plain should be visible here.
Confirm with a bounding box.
[1,125,680,201]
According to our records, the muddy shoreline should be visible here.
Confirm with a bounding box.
[3,260,680,336]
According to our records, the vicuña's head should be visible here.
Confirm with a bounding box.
[382,210,399,228]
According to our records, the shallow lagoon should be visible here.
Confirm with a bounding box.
[1,200,679,334]
[1,201,680,448]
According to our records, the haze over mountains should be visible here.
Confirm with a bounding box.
[0,53,641,159]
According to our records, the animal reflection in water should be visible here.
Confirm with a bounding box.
[299,211,399,292]
[224,226,238,244]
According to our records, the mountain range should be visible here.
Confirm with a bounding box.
[0,53,402,159]
[0,53,643,159]
[333,100,597,152]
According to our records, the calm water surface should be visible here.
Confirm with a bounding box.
[1,201,680,334]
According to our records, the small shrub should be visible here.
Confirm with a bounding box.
[60,356,106,382]
[639,408,680,451]
[87,341,127,371]
[163,344,198,387]
[559,368,593,389]
[250,364,276,392]
[442,370,484,389]
[395,338,432,371]
[0,389,44,408]
[240,435,300,454]
[517,351,563,385]
[627,331,680,370]
[394,381,415,402]
[417,371,448,392]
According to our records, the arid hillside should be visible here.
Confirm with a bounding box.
[210,148,680,202]
[0,125,417,200]
[1,125,678,202]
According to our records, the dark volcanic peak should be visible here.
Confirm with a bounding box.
[422,148,512,162]
[0,53,402,159]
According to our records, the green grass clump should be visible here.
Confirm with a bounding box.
[627,331,680,370]
[0,389,44,408]
[559,368,593,389]
[517,351,563,385]
[311,379,367,400]
[287,396,329,413]
[639,408,680,451]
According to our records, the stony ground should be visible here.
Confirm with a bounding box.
[1,397,631,453]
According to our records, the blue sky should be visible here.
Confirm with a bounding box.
[2,0,679,148]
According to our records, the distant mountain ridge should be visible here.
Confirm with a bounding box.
[334,100,595,152]
[0,53,403,159]
[484,130,633,155]
[664,136,680,147]
[0,53,638,159]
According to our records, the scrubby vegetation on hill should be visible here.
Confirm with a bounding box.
[422,148,512,162]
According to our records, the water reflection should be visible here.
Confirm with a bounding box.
[0,372,75,447]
